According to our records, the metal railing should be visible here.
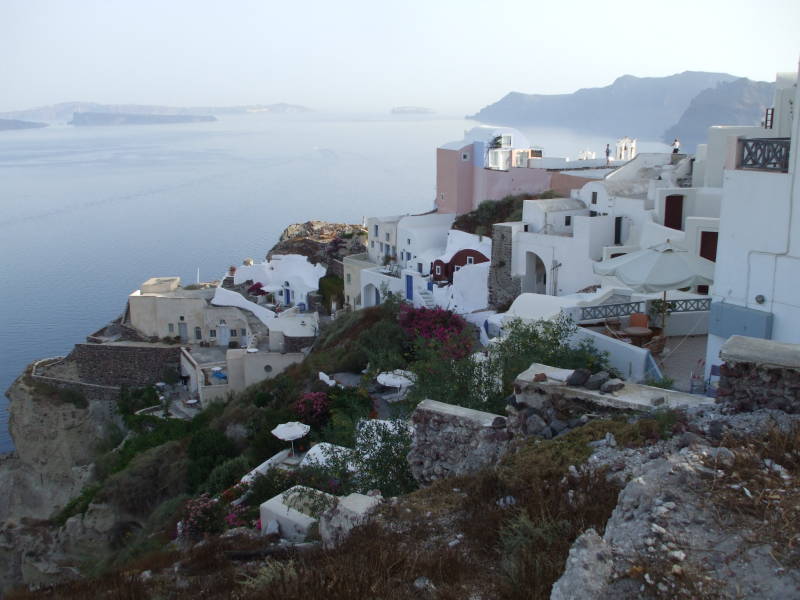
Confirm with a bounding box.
[738,137,790,173]
[663,298,711,313]
[579,301,644,321]
[579,297,711,322]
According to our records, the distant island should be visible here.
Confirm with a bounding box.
[0,102,312,124]
[0,118,48,131]
[69,112,217,126]
[391,106,435,115]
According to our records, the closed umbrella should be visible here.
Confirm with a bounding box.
[593,242,714,328]
[271,421,310,456]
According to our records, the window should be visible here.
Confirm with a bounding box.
[455,265,461,272]
[264,364,273,373]
[346,295,350,304]
[385,232,390,241]
[179,315,185,321]
[241,329,246,337]
[219,319,226,325]
[230,329,237,337]
[435,265,442,275]
[380,242,384,252]
[194,327,202,340]
[168,323,174,333]
[565,216,572,226]
[209,329,216,338]
[374,225,378,236]
[461,152,470,161]
[501,134,512,147]
[370,241,374,248]
[467,256,475,265]
[417,263,422,273]
[524,224,529,232]
[346,273,351,284]
[440,192,444,200]
[591,191,598,205]
[407,238,411,245]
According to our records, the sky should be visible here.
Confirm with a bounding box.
[1,0,799,114]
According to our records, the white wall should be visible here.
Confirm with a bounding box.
[572,327,651,381]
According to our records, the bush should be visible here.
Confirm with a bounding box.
[187,429,237,491]
[398,305,473,360]
[318,274,344,312]
[52,483,101,525]
[202,456,251,495]
[294,392,330,428]
[357,318,407,373]
[182,493,226,539]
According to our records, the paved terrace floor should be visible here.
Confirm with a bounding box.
[657,334,708,393]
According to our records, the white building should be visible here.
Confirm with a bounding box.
[704,69,798,376]
[234,254,326,310]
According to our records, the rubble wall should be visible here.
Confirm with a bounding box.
[408,399,510,485]
[717,335,800,413]
[487,223,521,309]
[68,343,180,387]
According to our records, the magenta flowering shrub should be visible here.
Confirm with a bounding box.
[224,503,248,529]
[183,493,225,539]
[294,392,330,427]
[247,281,267,296]
[398,305,473,359]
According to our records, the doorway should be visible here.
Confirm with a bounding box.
[664,195,684,230]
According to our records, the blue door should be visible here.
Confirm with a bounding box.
[405,275,413,301]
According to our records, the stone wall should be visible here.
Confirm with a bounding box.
[408,399,510,485]
[68,343,180,387]
[487,223,521,309]
[284,335,316,353]
[717,335,800,413]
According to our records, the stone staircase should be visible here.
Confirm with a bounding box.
[418,288,436,309]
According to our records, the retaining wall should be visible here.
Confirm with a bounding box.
[717,335,800,413]
[68,343,180,387]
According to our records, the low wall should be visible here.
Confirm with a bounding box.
[717,335,800,413]
[408,399,510,485]
[69,343,180,387]
[284,335,316,353]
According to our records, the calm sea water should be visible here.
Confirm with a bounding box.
[0,113,670,452]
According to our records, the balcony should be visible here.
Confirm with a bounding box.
[737,137,790,173]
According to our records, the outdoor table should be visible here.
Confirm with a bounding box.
[623,326,653,347]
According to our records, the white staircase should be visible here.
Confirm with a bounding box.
[418,288,436,309]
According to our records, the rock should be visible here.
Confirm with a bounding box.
[584,371,610,390]
[550,529,613,600]
[414,576,436,592]
[550,418,568,433]
[704,446,735,468]
[496,495,517,509]
[604,432,617,448]
[600,378,625,393]
[525,414,547,435]
[678,432,707,449]
[566,368,592,386]
[708,419,726,440]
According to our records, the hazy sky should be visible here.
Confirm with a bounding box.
[2,0,798,114]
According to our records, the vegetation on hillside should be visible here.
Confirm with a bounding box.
[452,191,556,236]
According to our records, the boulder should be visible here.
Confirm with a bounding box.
[566,368,592,387]
[584,371,610,390]
[550,529,613,600]
[600,378,625,393]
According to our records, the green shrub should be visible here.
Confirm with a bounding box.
[319,274,344,311]
[202,456,251,495]
[52,483,101,525]
[499,513,572,589]
[187,429,237,491]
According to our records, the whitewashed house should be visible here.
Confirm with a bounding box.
[234,254,326,310]
[704,69,798,376]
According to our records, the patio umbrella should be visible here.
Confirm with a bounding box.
[377,370,416,403]
[271,421,310,456]
[593,242,715,327]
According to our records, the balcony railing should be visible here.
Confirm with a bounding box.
[738,137,790,173]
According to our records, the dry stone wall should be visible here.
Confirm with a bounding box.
[717,335,800,413]
[487,223,521,309]
[408,399,511,485]
[68,343,180,387]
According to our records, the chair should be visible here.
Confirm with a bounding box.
[629,312,649,328]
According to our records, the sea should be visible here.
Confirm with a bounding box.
[0,112,671,452]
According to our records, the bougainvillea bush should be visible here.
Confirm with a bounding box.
[398,304,474,359]
[182,493,225,540]
[294,392,330,428]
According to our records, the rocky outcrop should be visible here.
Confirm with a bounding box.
[266,221,367,276]
[551,406,800,599]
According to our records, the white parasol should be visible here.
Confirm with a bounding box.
[593,241,714,327]
[377,370,415,403]
[271,421,310,456]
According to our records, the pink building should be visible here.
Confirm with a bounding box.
[435,126,554,215]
